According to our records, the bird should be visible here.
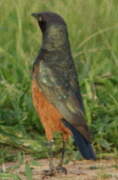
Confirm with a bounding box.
[31,12,96,176]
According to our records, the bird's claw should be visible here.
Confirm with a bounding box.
[41,166,67,179]
[56,166,67,174]
[42,169,56,176]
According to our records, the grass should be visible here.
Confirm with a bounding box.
[0,0,118,173]
[97,173,113,179]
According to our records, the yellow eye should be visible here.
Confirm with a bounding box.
[39,16,42,22]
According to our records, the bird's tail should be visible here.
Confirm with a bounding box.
[71,128,96,160]
[62,119,96,160]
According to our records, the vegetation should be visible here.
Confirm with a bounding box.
[0,0,118,172]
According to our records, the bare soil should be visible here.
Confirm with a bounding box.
[1,157,118,180]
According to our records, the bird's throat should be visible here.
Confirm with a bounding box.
[41,24,69,51]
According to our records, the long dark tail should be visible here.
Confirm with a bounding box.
[62,119,96,160]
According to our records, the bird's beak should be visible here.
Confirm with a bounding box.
[32,13,43,22]
[32,13,39,18]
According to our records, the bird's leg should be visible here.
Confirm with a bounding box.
[48,140,55,172]
[42,140,56,176]
[56,140,67,174]
[58,139,65,166]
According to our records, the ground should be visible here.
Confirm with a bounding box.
[0,156,118,180]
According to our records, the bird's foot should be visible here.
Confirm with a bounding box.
[42,168,56,176]
[56,166,67,174]
[41,166,67,179]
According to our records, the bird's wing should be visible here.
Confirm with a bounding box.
[36,53,91,142]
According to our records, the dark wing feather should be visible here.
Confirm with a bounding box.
[36,49,91,142]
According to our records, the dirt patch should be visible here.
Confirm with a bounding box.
[0,158,118,180]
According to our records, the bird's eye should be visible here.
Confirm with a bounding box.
[39,16,43,22]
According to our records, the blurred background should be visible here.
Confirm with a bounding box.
[0,0,118,169]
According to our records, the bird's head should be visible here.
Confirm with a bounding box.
[32,12,69,50]
[32,12,66,33]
